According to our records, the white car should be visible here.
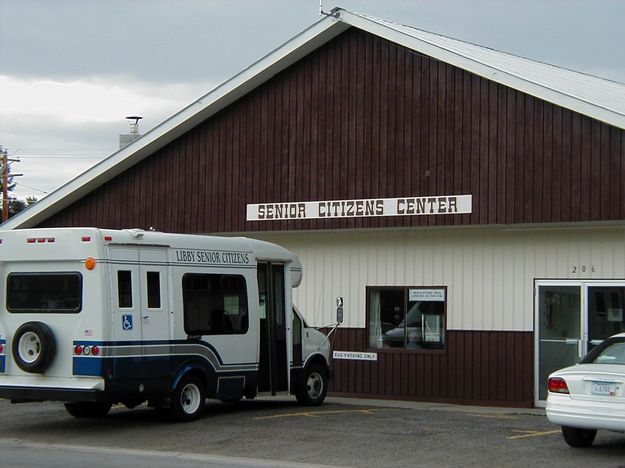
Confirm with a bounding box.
[546,332,625,447]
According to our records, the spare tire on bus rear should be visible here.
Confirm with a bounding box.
[12,321,56,373]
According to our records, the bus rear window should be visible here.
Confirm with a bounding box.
[7,273,82,313]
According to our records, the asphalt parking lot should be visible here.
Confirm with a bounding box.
[1,397,624,467]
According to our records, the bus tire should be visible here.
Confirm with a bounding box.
[64,402,112,418]
[12,322,56,373]
[296,364,328,406]
[169,374,205,422]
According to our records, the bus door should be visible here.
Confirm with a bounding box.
[257,263,288,394]
[109,246,170,383]
[109,246,141,381]
[138,247,170,383]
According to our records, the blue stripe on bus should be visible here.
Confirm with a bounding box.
[72,339,231,366]
[72,354,238,379]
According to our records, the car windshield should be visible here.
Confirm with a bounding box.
[581,337,625,365]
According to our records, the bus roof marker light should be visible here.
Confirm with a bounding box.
[85,257,97,270]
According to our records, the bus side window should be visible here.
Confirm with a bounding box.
[182,273,248,335]
[118,270,133,308]
[146,271,161,309]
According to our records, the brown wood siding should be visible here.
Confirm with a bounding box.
[41,27,625,232]
[328,328,534,407]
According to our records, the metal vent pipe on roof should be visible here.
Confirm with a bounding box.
[119,116,143,149]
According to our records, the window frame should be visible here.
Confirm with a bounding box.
[7,271,83,314]
[365,285,447,354]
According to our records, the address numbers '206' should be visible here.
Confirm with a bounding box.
[571,265,596,274]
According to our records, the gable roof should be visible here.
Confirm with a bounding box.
[5,7,625,230]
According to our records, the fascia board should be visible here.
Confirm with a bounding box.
[338,10,625,130]
[2,15,349,230]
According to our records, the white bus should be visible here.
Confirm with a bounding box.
[0,228,332,421]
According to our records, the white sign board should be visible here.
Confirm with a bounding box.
[409,289,445,302]
[608,308,623,322]
[247,195,472,221]
[333,351,378,361]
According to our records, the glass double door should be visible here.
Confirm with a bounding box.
[536,281,625,404]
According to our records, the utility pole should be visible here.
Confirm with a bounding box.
[1,147,22,222]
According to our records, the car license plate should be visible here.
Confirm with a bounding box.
[591,381,617,396]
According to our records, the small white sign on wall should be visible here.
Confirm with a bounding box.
[333,351,378,361]
[409,289,445,302]
[608,308,623,322]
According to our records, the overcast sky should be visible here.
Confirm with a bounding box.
[1,0,624,201]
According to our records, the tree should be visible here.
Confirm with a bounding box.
[6,196,37,218]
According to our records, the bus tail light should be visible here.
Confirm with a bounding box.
[74,345,100,356]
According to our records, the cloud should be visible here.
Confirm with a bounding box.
[1,0,625,203]
[0,75,213,124]
[0,74,216,199]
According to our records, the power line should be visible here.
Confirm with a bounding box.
[15,183,49,195]
[18,155,106,159]
[11,147,111,151]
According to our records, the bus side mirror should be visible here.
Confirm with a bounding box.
[337,306,343,324]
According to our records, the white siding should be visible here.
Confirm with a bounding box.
[250,227,625,332]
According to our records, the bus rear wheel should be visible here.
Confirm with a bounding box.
[169,375,205,422]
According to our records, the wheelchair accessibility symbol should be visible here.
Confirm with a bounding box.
[122,314,133,331]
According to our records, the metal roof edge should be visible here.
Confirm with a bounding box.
[336,9,625,130]
[2,14,349,230]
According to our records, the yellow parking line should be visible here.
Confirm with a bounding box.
[507,429,561,440]
[253,408,378,420]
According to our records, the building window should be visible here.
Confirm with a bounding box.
[367,286,446,350]
[182,274,248,335]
